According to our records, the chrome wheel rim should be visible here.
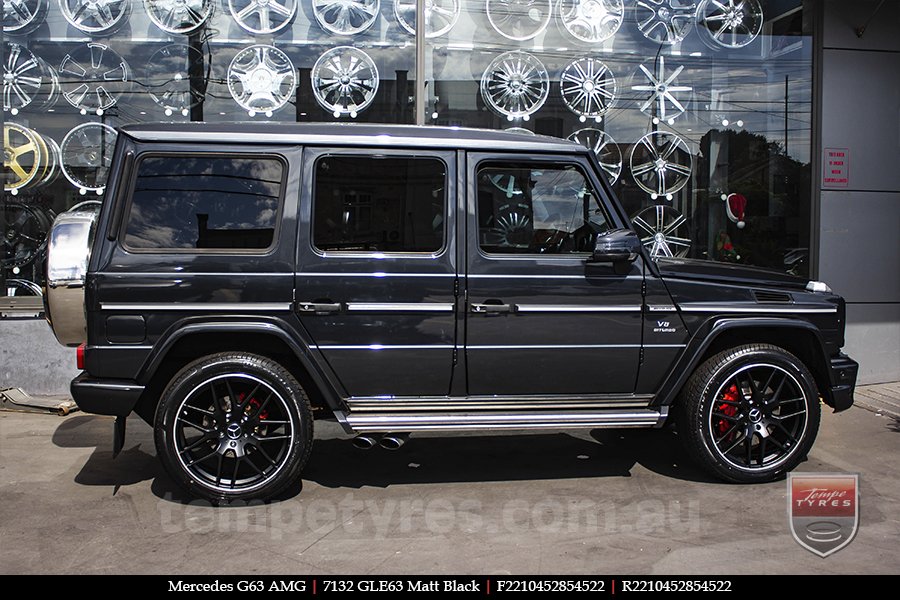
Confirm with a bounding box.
[2,42,42,113]
[148,43,206,116]
[631,55,691,123]
[3,0,48,34]
[59,43,130,115]
[144,0,212,34]
[629,131,692,199]
[173,373,297,494]
[486,0,551,41]
[394,0,459,38]
[631,204,690,258]
[60,122,117,193]
[558,0,623,43]
[228,0,296,35]
[480,51,548,120]
[567,127,621,185]
[311,46,379,117]
[227,45,295,115]
[313,0,379,35]
[59,0,131,35]
[696,0,763,49]
[707,363,809,472]
[559,57,616,120]
[635,0,695,45]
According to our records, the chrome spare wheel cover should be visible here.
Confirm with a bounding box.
[148,43,206,116]
[696,0,763,49]
[228,0,297,35]
[558,0,623,43]
[631,204,690,258]
[559,57,616,121]
[567,128,622,185]
[311,46,379,117]
[394,0,460,38]
[59,43,130,115]
[312,0,379,36]
[480,50,549,120]
[629,130,692,199]
[227,44,296,116]
[144,0,212,35]
[486,0,551,41]
[60,122,117,193]
[59,0,131,35]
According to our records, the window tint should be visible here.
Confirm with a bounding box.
[477,163,610,255]
[124,155,283,250]
[313,156,445,253]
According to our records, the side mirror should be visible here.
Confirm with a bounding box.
[588,228,641,264]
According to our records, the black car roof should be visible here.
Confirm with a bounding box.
[119,122,586,154]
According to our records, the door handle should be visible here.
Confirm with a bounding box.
[471,301,515,314]
[296,301,342,315]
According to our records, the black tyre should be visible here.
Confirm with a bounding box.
[154,352,313,503]
[676,343,821,483]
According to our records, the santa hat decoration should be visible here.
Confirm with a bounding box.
[725,193,747,229]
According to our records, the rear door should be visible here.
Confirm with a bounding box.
[294,148,457,398]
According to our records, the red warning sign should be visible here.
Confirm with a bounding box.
[823,148,849,188]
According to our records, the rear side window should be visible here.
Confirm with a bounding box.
[123,155,284,251]
[313,155,446,253]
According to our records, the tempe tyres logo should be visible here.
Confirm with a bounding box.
[788,473,859,557]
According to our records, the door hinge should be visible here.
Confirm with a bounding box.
[639,347,645,364]
[452,346,459,365]
[641,279,647,297]
[454,277,460,297]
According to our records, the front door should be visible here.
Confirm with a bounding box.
[465,153,644,396]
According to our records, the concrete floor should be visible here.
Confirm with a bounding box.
[0,402,898,575]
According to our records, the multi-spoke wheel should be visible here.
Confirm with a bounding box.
[695,0,763,49]
[631,55,691,123]
[148,43,206,117]
[480,51,549,121]
[59,43,130,115]
[486,0,551,41]
[155,353,313,503]
[559,57,616,122]
[312,0,379,36]
[483,203,533,248]
[2,201,52,270]
[635,0,695,44]
[394,0,459,37]
[59,0,131,35]
[677,344,821,483]
[227,45,295,117]
[567,128,621,185]
[631,204,690,258]
[228,0,296,35]
[144,0,212,35]
[629,131,692,199]
[60,122,117,194]
[311,46,379,118]
[3,0,49,35]
[3,42,42,114]
[558,0,623,43]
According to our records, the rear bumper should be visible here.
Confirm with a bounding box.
[827,353,858,413]
[70,372,144,417]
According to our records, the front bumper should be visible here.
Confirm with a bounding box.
[70,372,144,417]
[827,353,858,413]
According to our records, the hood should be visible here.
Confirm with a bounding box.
[655,258,808,290]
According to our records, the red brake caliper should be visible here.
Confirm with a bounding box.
[247,397,269,421]
[717,384,739,436]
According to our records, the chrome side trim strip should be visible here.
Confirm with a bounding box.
[515,304,642,313]
[97,272,293,277]
[316,344,454,351]
[679,304,838,314]
[647,305,677,312]
[346,409,667,432]
[467,344,642,350]
[346,302,455,313]
[297,272,455,278]
[100,302,292,311]
[467,274,644,280]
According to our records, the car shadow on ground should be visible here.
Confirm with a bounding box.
[51,415,718,505]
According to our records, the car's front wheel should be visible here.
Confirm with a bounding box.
[155,353,313,503]
[676,344,821,483]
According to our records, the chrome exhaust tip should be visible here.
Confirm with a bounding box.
[352,434,382,450]
[379,433,409,450]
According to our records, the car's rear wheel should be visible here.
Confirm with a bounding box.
[155,353,313,503]
[676,344,820,483]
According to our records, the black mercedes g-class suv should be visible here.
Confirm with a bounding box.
[44,123,858,503]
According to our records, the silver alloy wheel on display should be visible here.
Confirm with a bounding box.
[311,46,379,118]
[480,51,549,121]
[227,45,295,116]
[144,0,212,35]
[148,44,206,116]
[2,42,42,114]
[60,122,117,194]
[37,134,60,187]
[567,128,621,185]
[557,0,623,43]
[631,204,691,258]
[3,0,48,35]
[635,0,695,45]
[485,0,551,41]
[631,55,691,123]
[695,0,763,49]
[394,0,459,38]
[228,0,296,35]
[59,0,131,35]
[59,43,130,115]
[559,57,616,121]
[629,130,692,199]
[312,0,379,36]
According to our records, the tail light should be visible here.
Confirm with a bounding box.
[77,343,85,370]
